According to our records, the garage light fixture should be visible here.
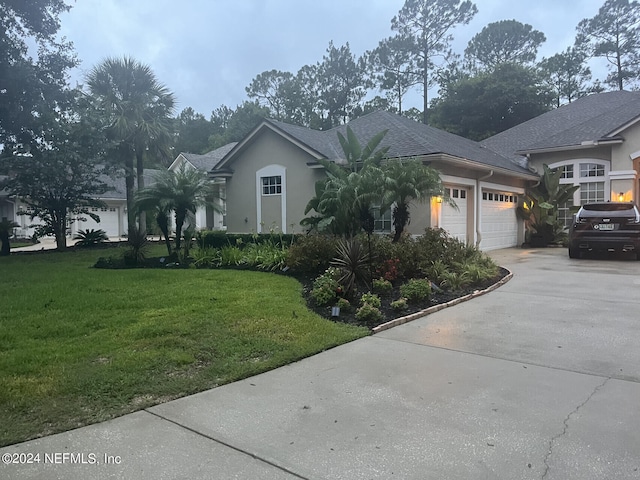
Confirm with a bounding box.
[618,192,625,202]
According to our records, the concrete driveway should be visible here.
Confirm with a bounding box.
[1,248,639,479]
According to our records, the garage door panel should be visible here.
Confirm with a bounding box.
[441,186,468,243]
[77,206,121,237]
[481,191,518,250]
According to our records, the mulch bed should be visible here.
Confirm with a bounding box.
[295,268,510,330]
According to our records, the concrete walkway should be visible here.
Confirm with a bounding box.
[1,248,639,479]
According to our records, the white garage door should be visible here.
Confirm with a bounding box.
[441,186,468,243]
[481,191,518,250]
[77,206,121,237]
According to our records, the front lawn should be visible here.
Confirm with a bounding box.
[0,245,368,447]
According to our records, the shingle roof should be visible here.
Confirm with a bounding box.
[97,169,164,200]
[180,143,238,171]
[482,91,640,160]
[262,110,533,177]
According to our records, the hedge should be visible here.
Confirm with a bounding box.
[196,231,299,249]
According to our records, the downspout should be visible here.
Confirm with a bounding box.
[476,170,494,248]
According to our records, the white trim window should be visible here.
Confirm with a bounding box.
[550,159,609,207]
[261,175,282,195]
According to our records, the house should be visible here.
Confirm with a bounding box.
[167,143,237,231]
[483,90,640,227]
[210,110,539,251]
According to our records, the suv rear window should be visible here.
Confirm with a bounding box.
[582,204,634,212]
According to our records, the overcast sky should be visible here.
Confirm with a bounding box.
[58,0,606,117]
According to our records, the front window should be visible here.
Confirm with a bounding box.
[580,163,605,178]
[560,165,574,179]
[558,199,574,228]
[580,182,605,204]
[261,176,282,195]
[371,206,392,232]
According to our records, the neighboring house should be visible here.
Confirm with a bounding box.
[0,170,160,239]
[483,91,640,227]
[167,143,237,231]
[210,110,539,251]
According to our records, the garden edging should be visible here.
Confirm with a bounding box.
[371,267,513,333]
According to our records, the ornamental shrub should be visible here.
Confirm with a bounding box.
[372,278,393,296]
[355,303,383,323]
[285,235,338,274]
[399,279,432,303]
[390,298,408,311]
[311,268,342,307]
[360,292,381,308]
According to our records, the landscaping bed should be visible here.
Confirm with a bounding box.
[296,267,509,329]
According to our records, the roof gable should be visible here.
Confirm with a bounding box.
[483,91,640,159]
[213,110,534,178]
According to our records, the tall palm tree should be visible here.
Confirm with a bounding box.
[381,159,444,242]
[135,165,221,253]
[86,57,175,234]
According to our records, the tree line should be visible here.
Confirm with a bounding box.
[175,0,640,150]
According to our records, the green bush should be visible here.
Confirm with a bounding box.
[336,297,352,312]
[360,292,381,308]
[285,235,338,274]
[311,268,341,307]
[197,231,298,250]
[355,303,383,323]
[399,279,432,303]
[390,298,408,311]
[372,278,393,296]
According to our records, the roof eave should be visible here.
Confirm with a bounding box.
[516,138,624,156]
[425,153,539,180]
[214,120,326,171]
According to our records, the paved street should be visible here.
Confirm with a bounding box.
[1,248,639,479]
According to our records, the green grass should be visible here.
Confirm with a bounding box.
[0,245,368,446]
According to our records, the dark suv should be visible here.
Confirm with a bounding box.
[568,202,640,259]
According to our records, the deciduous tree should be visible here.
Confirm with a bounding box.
[0,97,111,250]
[430,64,553,140]
[0,0,77,151]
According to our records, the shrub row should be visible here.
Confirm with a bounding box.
[196,231,299,250]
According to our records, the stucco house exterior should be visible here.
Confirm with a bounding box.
[168,143,236,231]
[483,90,640,227]
[210,110,539,251]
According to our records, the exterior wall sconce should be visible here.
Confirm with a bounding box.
[435,196,443,204]
[618,192,625,202]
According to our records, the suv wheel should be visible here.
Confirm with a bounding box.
[568,247,580,259]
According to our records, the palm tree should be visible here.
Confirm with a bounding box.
[303,127,388,236]
[87,57,175,234]
[381,159,444,242]
[135,165,221,253]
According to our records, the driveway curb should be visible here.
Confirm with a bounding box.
[372,268,514,334]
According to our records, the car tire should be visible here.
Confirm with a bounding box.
[568,247,580,259]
